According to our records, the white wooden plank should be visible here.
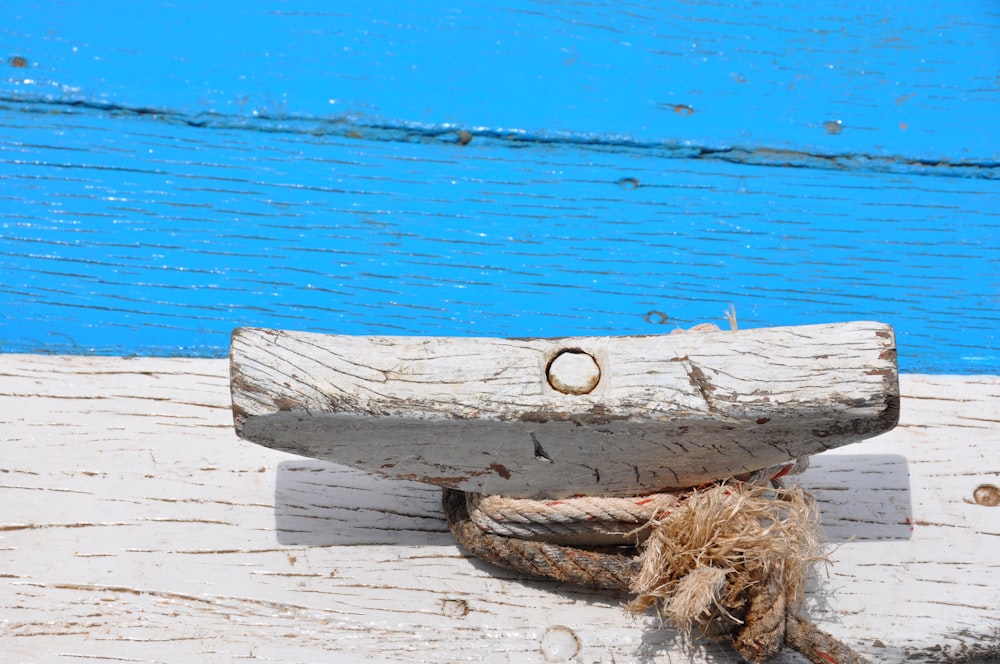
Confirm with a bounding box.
[1,355,998,663]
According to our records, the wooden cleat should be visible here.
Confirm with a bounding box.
[230,321,899,498]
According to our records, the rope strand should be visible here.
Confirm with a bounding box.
[444,488,638,591]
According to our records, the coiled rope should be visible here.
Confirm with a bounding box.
[444,459,869,664]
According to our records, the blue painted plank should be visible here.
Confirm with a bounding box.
[1,108,997,372]
[2,0,997,163]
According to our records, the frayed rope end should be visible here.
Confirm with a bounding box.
[627,482,824,662]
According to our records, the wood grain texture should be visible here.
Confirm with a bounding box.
[1,0,996,163]
[230,322,898,497]
[1,109,997,371]
[2,355,998,663]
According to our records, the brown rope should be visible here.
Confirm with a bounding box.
[786,613,871,664]
[444,486,870,664]
[443,488,639,591]
[464,460,808,546]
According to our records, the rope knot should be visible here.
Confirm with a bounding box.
[628,482,821,662]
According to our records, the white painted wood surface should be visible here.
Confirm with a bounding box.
[231,322,899,497]
[2,355,998,663]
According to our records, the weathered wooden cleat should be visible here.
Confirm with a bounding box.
[230,321,898,498]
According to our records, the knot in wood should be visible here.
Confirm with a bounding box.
[973,484,1000,507]
[547,349,600,395]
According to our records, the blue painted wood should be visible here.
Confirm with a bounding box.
[1,107,997,372]
[1,2,998,372]
[2,0,997,163]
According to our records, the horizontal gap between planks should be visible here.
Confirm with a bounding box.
[2,95,996,181]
